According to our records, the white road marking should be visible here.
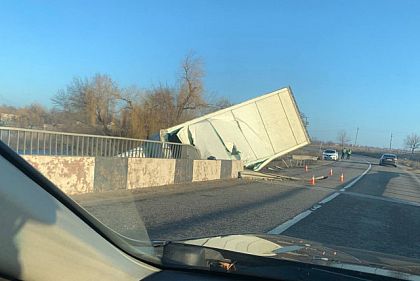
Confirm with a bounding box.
[267,161,372,235]
[267,210,312,235]
[318,192,340,204]
[341,162,372,190]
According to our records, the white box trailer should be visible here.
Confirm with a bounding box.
[160,87,310,171]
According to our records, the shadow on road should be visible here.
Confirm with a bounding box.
[284,191,420,260]
[346,170,401,197]
[284,166,420,260]
[145,187,306,240]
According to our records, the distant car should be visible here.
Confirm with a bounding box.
[322,149,339,161]
[379,154,397,167]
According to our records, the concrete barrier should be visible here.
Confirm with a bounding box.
[192,160,222,182]
[94,157,128,192]
[23,156,95,195]
[174,159,194,184]
[127,158,176,189]
[22,156,244,195]
[292,155,318,161]
[220,160,233,179]
[231,160,244,178]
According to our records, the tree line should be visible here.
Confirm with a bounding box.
[335,130,420,154]
[0,53,231,139]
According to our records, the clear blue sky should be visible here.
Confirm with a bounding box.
[1,0,419,148]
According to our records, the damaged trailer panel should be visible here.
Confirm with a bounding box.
[160,87,310,171]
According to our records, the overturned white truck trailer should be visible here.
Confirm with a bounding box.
[160,87,310,171]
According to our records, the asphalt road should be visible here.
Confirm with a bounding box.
[283,158,420,259]
[73,155,420,260]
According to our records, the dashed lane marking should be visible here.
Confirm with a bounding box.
[267,161,371,235]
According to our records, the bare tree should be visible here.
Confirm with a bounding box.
[52,74,124,135]
[117,86,142,137]
[199,96,233,115]
[115,85,178,139]
[6,103,50,129]
[214,97,233,109]
[337,130,351,148]
[175,52,206,123]
[405,133,420,154]
[48,53,225,138]
[52,77,90,114]
[136,86,177,138]
[88,74,121,134]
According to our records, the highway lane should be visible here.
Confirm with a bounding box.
[78,178,335,240]
[283,160,420,259]
[73,155,420,260]
[73,157,365,236]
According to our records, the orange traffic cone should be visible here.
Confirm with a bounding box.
[305,165,308,172]
[329,168,333,176]
[310,175,316,185]
[340,173,344,182]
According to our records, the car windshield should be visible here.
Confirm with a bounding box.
[2,1,420,280]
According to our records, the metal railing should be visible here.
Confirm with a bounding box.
[0,126,201,160]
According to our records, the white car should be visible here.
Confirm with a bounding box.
[322,149,339,161]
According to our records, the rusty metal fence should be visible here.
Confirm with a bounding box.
[0,126,201,160]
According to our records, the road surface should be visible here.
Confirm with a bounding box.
[73,155,420,260]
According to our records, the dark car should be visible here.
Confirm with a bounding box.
[379,154,397,167]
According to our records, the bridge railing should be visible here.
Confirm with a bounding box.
[0,126,201,160]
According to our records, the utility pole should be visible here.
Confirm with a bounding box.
[354,127,359,146]
[319,141,323,158]
[389,133,393,150]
